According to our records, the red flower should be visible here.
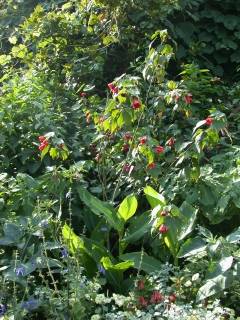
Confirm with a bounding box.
[123,164,131,173]
[166,137,175,147]
[184,93,193,104]
[150,291,163,304]
[139,136,147,145]
[38,136,46,143]
[138,296,148,308]
[160,210,169,217]
[122,144,130,153]
[137,280,145,290]
[108,82,118,94]
[124,132,133,141]
[155,146,164,154]
[80,92,87,98]
[169,294,176,303]
[205,117,213,126]
[38,139,49,151]
[174,94,180,102]
[132,99,141,109]
[147,162,156,170]
[159,224,168,234]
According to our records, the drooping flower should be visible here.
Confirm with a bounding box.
[205,117,213,126]
[80,92,87,98]
[184,93,193,104]
[137,280,145,290]
[38,136,46,142]
[169,293,176,303]
[166,137,175,147]
[138,296,148,307]
[122,144,130,153]
[160,210,169,217]
[139,136,147,145]
[38,137,49,151]
[108,83,118,94]
[159,224,168,234]
[132,99,141,109]
[155,146,164,154]
[124,132,133,141]
[147,162,156,170]
[150,291,163,304]
[123,164,134,174]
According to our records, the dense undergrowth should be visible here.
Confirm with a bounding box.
[0,0,240,319]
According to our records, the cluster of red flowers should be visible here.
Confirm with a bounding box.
[108,82,119,94]
[38,136,49,151]
[137,280,176,308]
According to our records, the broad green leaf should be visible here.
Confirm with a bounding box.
[120,252,162,273]
[196,272,233,302]
[144,186,166,208]
[77,186,123,231]
[206,256,234,280]
[101,257,133,271]
[178,202,198,241]
[226,227,240,243]
[122,211,151,244]
[118,195,138,222]
[177,237,207,258]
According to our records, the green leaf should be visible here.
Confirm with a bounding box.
[144,186,166,208]
[178,202,198,241]
[196,272,233,302]
[177,237,207,258]
[206,256,234,280]
[122,211,151,244]
[120,252,162,273]
[101,257,133,271]
[118,195,138,222]
[226,227,240,243]
[77,186,123,231]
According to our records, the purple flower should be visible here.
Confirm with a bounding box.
[21,299,39,311]
[60,248,68,258]
[97,264,106,275]
[0,304,6,316]
[16,266,25,277]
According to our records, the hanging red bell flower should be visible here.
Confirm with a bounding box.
[108,82,118,94]
[166,137,175,147]
[159,224,168,234]
[155,146,164,154]
[124,132,133,141]
[184,93,193,104]
[169,293,177,303]
[147,162,156,170]
[150,291,164,304]
[139,136,147,145]
[132,99,141,109]
[138,296,148,307]
[122,144,130,153]
[137,280,145,290]
[205,117,213,126]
